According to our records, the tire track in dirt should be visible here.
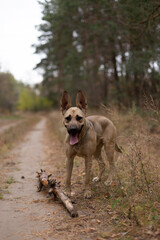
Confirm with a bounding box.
[0,118,63,240]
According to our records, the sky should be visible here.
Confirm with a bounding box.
[0,0,43,85]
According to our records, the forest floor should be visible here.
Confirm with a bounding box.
[0,109,159,240]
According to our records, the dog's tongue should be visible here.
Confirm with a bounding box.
[70,134,79,145]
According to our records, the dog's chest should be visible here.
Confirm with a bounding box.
[71,137,97,157]
[72,144,88,157]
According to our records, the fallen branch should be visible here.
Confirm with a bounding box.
[36,169,52,191]
[36,169,78,218]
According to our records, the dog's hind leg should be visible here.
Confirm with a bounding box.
[104,141,116,186]
[92,143,105,183]
[84,156,92,198]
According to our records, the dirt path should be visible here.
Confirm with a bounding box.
[0,118,62,240]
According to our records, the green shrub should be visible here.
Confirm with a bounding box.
[18,87,52,111]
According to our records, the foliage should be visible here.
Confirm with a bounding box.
[18,86,52,111]
[0,71,52,112]
[34,0,160,107]
[0,72,19,112]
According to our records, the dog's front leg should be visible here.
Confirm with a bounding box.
[84,156,92,198]
[65,155,74,197]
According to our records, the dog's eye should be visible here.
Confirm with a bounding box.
[65,115,71,122]
[76,115,83,121]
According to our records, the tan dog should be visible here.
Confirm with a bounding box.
[60,90,118,198]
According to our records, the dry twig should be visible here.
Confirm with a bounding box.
[36,169,78,218]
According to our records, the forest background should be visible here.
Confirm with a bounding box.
[0,0,160,111]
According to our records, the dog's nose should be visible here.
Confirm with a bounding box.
[68,125,78,135]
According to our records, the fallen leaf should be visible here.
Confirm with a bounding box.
[147,230,154,236]
[111,233,121,238]
[105,192,110,198]
[111,182,117,186]
[90,227,97,232]
[91,219,101,224]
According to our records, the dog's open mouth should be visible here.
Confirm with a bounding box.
[69,133,79,145]
[67,125,84,146]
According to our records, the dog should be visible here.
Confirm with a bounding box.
[60,90,120,198]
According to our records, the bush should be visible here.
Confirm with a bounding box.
[18,87,52,111]
[0,72,18,112]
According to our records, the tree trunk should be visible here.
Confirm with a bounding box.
[112,50,121,105]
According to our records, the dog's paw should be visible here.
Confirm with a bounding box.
[64,189,71,197]
[104,177,113,186]
[104,171,115,186]
[92,176,100,183]
[104,180,112,186]
[84,189,92,199]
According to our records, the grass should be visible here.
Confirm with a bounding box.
[46,107,160,239]
[0,193,3,199]
[0,113,23,120]
[0,114,40,157]
[100,107,160,228]
[6,176,15,184]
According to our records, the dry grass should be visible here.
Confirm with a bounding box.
[46,108,160,239]
[0,114,40,157]
[101,104,160,227]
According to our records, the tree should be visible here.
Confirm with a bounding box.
[0,72,19,112]
[34,0,160,107]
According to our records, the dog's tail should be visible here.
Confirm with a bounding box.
[115,143,123,153]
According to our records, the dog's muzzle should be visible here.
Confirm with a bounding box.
[67,125,83,145]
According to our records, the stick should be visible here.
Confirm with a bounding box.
[36,169,52,191]
[36,170,78,217]
[49,179,78,217]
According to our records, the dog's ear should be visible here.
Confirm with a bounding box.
[60,91,72,115]
[76,90,87,114]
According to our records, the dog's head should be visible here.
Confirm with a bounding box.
[60,90,87,145]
